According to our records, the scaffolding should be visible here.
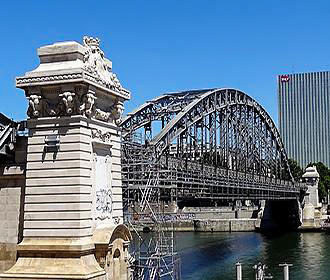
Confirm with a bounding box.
[122,134,181,280]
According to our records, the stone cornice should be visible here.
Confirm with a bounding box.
[16,73,83,85]
[16,71,130,100]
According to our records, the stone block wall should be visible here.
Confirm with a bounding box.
[108,134,123,222]
[25,117,94,239]
[91,122,124,228]
[194,219,258,232]
[0,166,25,273]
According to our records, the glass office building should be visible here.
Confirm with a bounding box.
[278,71,330,168]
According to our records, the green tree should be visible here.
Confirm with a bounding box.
[287,158,303,181]
[319,181,327,200]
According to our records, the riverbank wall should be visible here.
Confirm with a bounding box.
[127,205,329,232]
[174,207,260,232]
[126,206,262,232]
[193,218,259,232]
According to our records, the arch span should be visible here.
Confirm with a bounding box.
[120,89,212,138]
[122,88,294,182]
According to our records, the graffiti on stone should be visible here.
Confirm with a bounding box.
[161,213,196,222]
[125,212,196,223]
[96,189,112,218]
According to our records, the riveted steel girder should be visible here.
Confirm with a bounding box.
[121,88,306,205]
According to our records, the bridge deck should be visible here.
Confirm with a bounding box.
[122,150,305,205]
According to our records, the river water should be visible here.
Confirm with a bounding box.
[176,231,329,280]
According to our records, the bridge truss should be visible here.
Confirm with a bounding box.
[0,113,26,161]
[121,88,305,279]
[121,88,303,203]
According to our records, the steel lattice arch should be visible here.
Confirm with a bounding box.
[121,88,305,206]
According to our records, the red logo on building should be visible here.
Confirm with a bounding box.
[280,75,290,82]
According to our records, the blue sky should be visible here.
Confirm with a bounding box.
[1,1,330,123]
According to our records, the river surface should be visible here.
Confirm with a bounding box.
[176,231,330,280]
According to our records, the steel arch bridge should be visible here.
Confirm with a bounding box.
[121,88,305,205]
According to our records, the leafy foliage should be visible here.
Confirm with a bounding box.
[287,158,303,181]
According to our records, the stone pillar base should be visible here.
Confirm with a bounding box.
[0,240,105,280]
[303,203,315,220]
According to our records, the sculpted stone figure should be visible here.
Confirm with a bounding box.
[83,36,101,76]
[27,95,43,117]
[112,100,124,124]
[80,92,97,117]
[59,92,76,114]
[83,36,122,91]
[111,73,122,90]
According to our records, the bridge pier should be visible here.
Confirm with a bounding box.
[1,37,131,280]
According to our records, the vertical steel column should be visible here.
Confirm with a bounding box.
[219,109,224,167]
[225,90,229,170]
[214,108,217,167]
[189,125,192,160]
[215,92,219,168]
[201,115,204,170]
[194,122,197,160]
[209,112,213,164]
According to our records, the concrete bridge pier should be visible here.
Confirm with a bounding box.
[1,37,131,280]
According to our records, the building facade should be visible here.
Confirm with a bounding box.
[278,71,330,168]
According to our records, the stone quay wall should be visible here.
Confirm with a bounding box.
[0,135,26,274]
[0,166,25,273]
[194,219,259,232]
[126,207,260,232]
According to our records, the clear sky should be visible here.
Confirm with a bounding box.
[1,1,330,124]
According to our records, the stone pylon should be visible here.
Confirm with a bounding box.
[302,166,320,223]
[302,166,320,207]
[1,37,131,280]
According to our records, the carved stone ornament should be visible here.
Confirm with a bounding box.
[27,94,58,117]
[26,91,119,124]
[27,95,42,117]
[94,108,111,122]
[22,37,130,122]
[111,100,124,125]
[59,92,76,114]
[80,91,97,117]
[83,36,122,92]
[92,129,111,143]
